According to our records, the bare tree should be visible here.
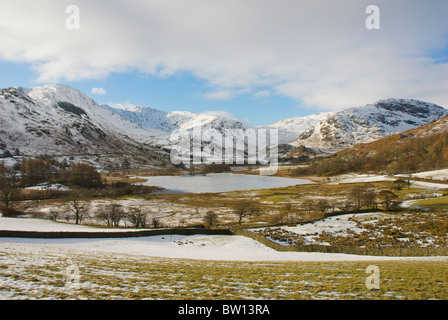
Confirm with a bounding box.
[128,207,147,228]
[203,210,219,228]
[179,218,186,227]
[0,164,21,208]
[350,184,376,210]
[151,216,161,228]
[232,201,260,225]
[68,194,90,225]
[350,185,365,210]
[95,206,113,227]
[329,201,338,215]
[363,187,377,209]
[95,204,127,227]
[301,200,315,215]
[379,190,398,210]
[315,199,331,216]
[48,210,60,221]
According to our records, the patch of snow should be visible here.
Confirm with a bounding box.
[329,174,395,184]
[0,215,446,262]
[0,217,140,232]
[1,235,444,262]
[24,183,71,191]
[397,169,448,181]
[410,181,448,190]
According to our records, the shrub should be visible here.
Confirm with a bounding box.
[203,163,231,174]
[0,205,22,217]
[203,210,219,228]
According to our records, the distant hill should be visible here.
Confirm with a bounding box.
[293,115,448,176]
[1,83,447,170]
[0,84,168,168]
[270,99,448,153]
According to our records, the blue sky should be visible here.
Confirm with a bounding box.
[1,0,448,126]
[0,57,312,126]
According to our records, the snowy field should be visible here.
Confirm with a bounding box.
[0,217,446,262]
[283,212,389,238]
[331,173,448,189]
[0,217,139,232]
[1,216,447,300]
[329,174,395,184]
[397,169,448,181]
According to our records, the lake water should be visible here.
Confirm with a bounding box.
[139,173,314,194]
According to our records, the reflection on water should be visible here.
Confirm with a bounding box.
[139,173,314,194]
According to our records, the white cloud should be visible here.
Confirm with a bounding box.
[203,90,235,101]
[254,90,270,99]
[0,0,447,110]
[203,88,250,100]
[91,87,106,95]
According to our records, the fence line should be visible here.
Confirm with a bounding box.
[0,228,233,239]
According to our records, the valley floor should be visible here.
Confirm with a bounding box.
[2,169,448,300]
[1,240,447,300]
[1,216,447,300]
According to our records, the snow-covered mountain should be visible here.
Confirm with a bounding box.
[103,104,178,133]
[106,104,251,134]
[0,84,164,165]
[112,98,448,154]
[102,98,448,154]
[270,99,448,153]
[267,112,335,144]
[1,83,447,165]
[105,104,253,149]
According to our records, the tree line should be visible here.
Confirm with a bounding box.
[0,159,102,209]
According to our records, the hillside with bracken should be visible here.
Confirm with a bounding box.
[293,115,448,176]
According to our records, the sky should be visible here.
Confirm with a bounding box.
[0,0,447,126]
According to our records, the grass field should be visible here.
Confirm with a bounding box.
[4,173,448,301]
[1,244,447,300]
[413,196,448,210]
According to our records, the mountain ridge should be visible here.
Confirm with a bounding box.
[1,84,447,165]
[293,114,448,176]
[0,84,167,168]
[283,98,448,152]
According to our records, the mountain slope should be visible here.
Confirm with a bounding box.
[101,97,448,155]
[106,103,252,134]
[268,112,335,144]
[0,84,164,165]
[2,83,447,170]
[103,104,177,133]
[294,115,448,176]
[107,104,253,150]
[272,99,448,152]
